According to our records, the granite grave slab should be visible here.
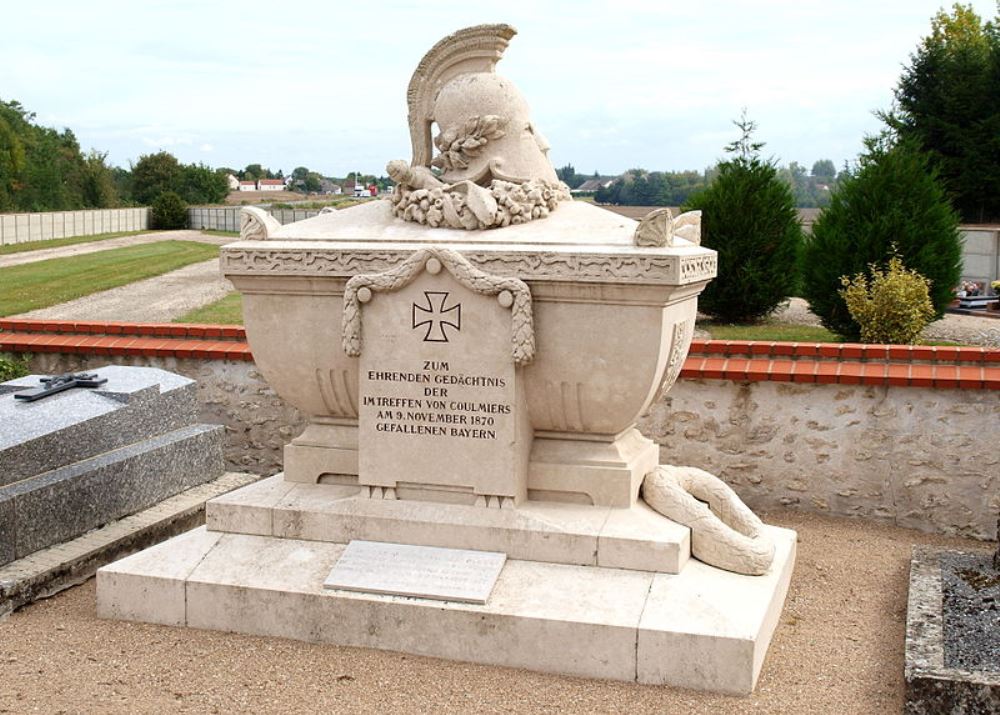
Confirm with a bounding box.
[1,365,224,568]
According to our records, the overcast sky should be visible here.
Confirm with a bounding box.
[3,1,997,177]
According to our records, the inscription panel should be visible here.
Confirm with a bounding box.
[358,270,525,498]
[323,540,507,604]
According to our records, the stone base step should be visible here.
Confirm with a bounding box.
[97,524,796,695]
[0,472,258,618]
[207,474,690,574]
[1,423,225,565]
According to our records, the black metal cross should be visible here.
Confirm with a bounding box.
[13,372,108,402]
[412,291,462,343]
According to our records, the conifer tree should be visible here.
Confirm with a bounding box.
[681,113,803,323]
[802,136,962,339]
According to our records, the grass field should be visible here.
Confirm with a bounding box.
[174,291,243,324]
[0,240,219,317]
[0,230,154,256]
[700,321,840,342]
[200,230,239,238]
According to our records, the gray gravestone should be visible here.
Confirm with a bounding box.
[0,365,224,566]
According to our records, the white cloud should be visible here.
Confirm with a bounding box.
[1,0,996,174]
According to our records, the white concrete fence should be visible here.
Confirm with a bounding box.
[187,207,322,233]
[0,208,149,247]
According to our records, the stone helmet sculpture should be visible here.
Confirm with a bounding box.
[388,24,570,230]
[408,24,559,186]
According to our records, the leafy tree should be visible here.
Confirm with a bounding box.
[110,166,134,204]
[0,100,118,211]
[886,3,1000,222]
[242,163,264,181]
[177,162,228,204]
[303,172,323,192]
[80,151,119,208]
[811,159,836,179]
[802,136,962,338]
[556,163,586,189]
[151,191,188,229]
[0,111,26,211]
[131,151,181,205]
[681,113,803,322]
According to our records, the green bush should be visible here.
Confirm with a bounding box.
[839,255,935,344]
[682,118,803,323]
[151,191,188,230]
[802,138,962,339]
[0,352,29,381]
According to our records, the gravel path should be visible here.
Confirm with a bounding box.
[0,511,986,714]
[0,230,227,269]
[17,258,232,323]
[768,297,1000,347]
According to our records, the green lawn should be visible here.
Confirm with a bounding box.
[0,240,219,317]
[700,321,961,346]
[0,230,154,256]
[700,321,841,342]
[174,291,244,324]
[199,230,239,238]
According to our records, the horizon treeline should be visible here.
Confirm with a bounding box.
[557,161,842,208]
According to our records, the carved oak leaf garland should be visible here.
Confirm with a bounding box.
[432,115,507,171]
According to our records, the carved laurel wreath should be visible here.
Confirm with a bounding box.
[342,246,535,366]
[432,115,507,171]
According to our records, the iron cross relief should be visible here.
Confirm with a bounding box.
[412,291,462,343]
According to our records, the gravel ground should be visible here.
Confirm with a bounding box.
[0,511,987,715]
[766,297,1000,347]
[0,230,227,270]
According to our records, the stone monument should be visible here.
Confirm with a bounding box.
[98,25,796,695]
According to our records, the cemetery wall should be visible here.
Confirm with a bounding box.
[7,322,996,541]
[187,207,321,232]
[0,208,149,246]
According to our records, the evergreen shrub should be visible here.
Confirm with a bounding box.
[151,191,188,230]
[839,255,935,344]
[802,139,962,339]
[682,123,803,322]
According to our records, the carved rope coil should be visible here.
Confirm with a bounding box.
[641,465,776,576]
[342,246,535,366]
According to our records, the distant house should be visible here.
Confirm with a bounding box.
[319,179,342,195]
[238,181,257,192]
[226,174,240,191]
[258,179,285,192]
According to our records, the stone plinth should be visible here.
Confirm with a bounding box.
[98,524,796,695]
[205,474,691,574]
